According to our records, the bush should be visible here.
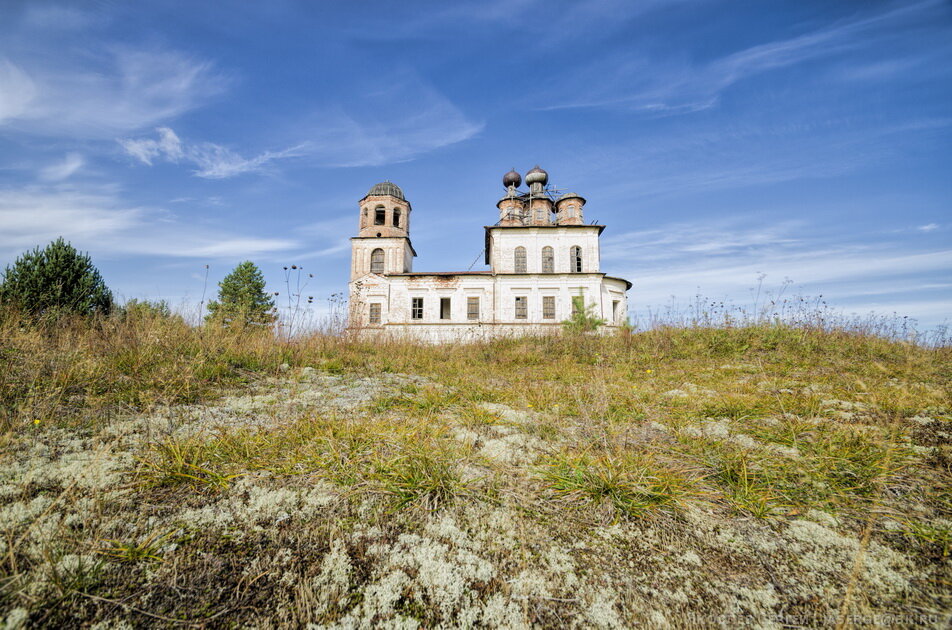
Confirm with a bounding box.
[206,261,276,327]
[119,299,179,322]
[562,297,606,334]
[0,237,113,316]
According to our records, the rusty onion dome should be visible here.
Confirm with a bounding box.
[525,165,548,186]
[502,168,522,189]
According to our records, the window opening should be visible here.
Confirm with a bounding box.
[570,246,583,273]
[440,297,451,320]
[514,246,527,273]
[515,296,527,319]
[369,303,381,324]
[467,297,480,321]
[370,248,384,274]
[543,296,555,319]
[411,297,423,320]
[541,246,554,273]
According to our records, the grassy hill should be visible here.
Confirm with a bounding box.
[0,312,949,628]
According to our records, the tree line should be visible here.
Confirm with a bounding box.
[0,238,277,326]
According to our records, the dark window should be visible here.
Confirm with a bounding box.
[393,208,401,227]
[514,246,527,273]
[440,297,451,320]
[369,303,381,324]
[411,297,423,320]
[467,297,479,321]
[541,246,554,273]
[543,296,555,319]
[370,248,384,274]
[374,207,386,225]
[515,296,527,319]
[570,246,583,273]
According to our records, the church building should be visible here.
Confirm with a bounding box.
[348,166,631,341]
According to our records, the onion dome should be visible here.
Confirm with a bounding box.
[365,181,405,200]
[502,168,522,189]
[525,165,548,186]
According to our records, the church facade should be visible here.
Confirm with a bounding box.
[348,166,631,342]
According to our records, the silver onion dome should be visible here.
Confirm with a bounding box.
[525,165,548,186]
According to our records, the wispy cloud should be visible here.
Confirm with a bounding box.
[298,73,483,167]
[0,48,226,138]
[39,152,84,181]
[604,217,952,326]
[0,185,299,259]
[917,223,940,232]
[540,0,946,113]
[0,59,36,123]
[119,127,304,179]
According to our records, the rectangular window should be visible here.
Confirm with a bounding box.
[612,300,620,324]
[369,303,381,324]
[411,297,423,320]
[467,297,480,321]
[542,296,555,319]
[515,296,527,320]
[440,297,451,320]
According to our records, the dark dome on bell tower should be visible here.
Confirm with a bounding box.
[502,168,522,189]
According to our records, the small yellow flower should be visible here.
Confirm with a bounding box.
[33,418,40,425]
[527,403,534,408]
[645,369,653,374]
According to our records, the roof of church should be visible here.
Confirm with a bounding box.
[364,181,405,200]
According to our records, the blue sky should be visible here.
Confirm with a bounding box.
[1,0,950,328]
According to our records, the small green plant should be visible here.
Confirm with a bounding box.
[0,237,113,316]
[562,296,606,334]
[206,261,277,327]
[98,530,173,563]
[541,453,695,518]
[375,447,468,510]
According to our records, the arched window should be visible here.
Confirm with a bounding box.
[392,208,401,227]
[566,204,576,219]
[570,246,582,273]
[374,206,386,225]
[514,246,527,273]
[541,246,554,273]
[370,248,384,274]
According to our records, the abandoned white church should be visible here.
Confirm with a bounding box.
[348,166,631,341]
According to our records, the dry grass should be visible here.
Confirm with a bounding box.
[0,307,949,627]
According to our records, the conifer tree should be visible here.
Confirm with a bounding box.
[205,261,276,326]
[0,237,113,316]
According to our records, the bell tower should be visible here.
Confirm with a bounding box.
[350,181,416,280]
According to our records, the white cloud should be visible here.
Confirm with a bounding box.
[0,185,299,259]
[299,74,483,167]
[39,152,84,181]
[606,218,952,326]
[917,223,939,232]
[119,127,304,179]
[541,0,945,112]
[0,59,37,123]
[0,48,226,138]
